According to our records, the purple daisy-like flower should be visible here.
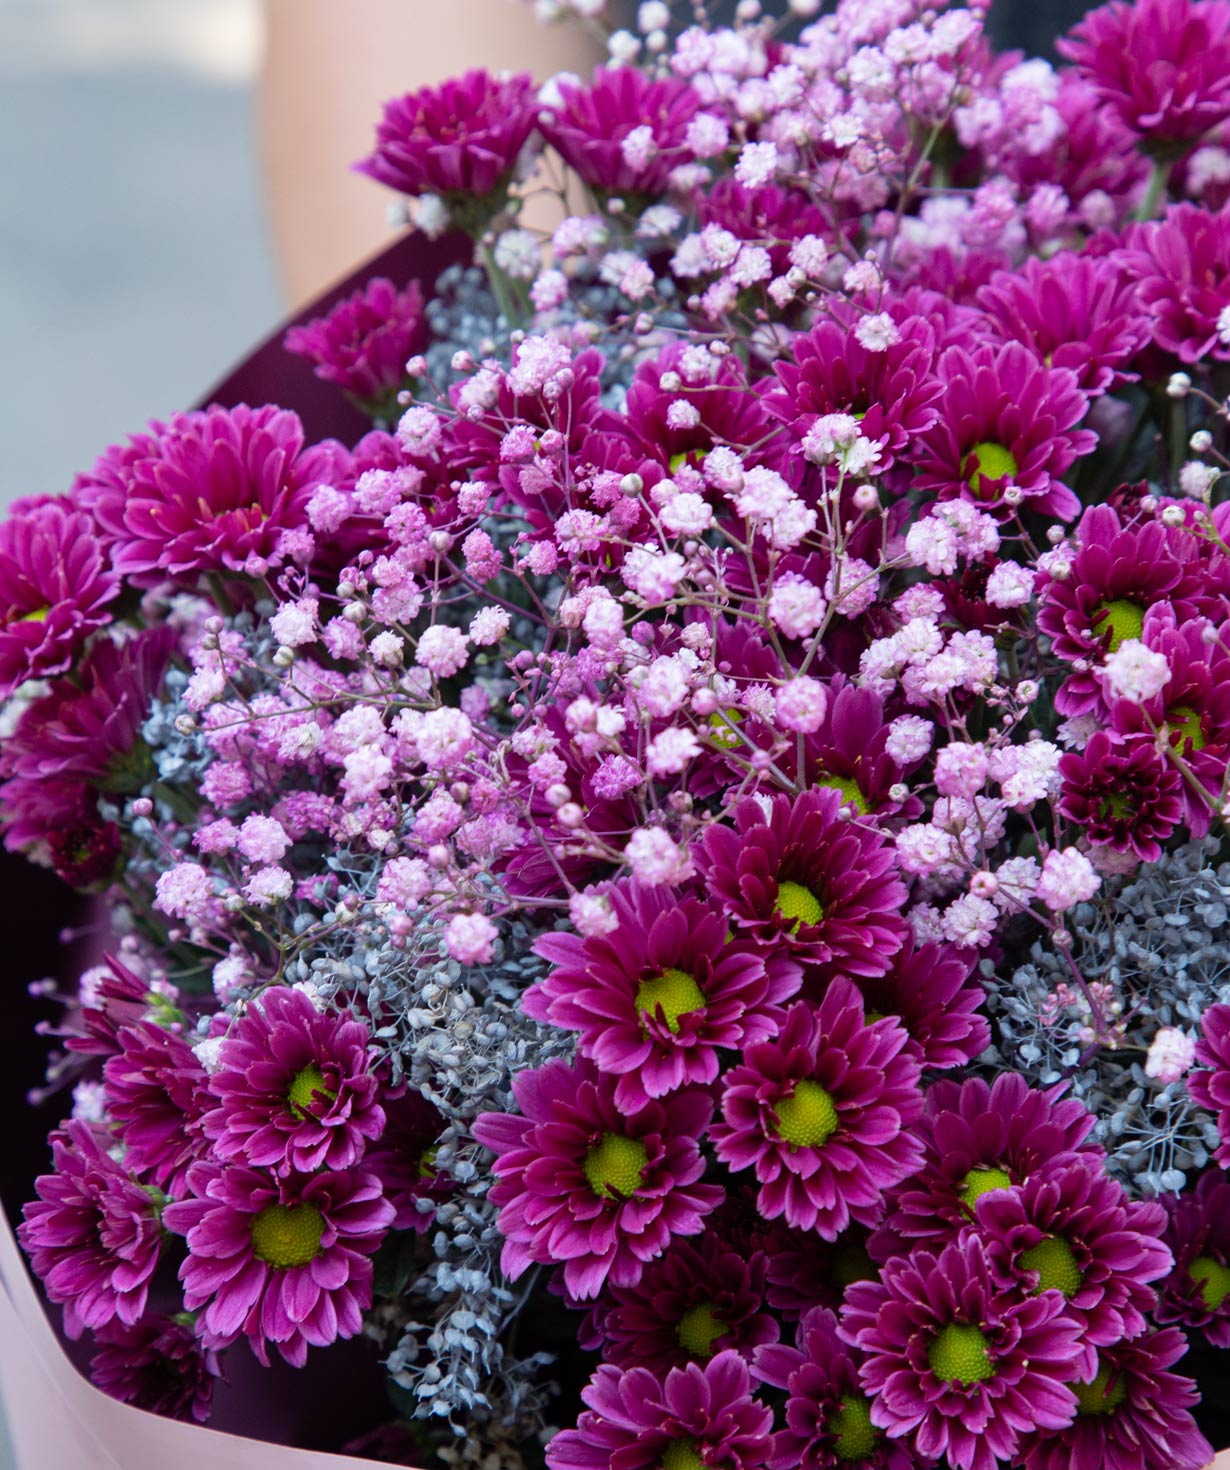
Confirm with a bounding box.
[75,403,338,584]
[761,1222,879,1320]
[976,253,1150,399]
[546,1350,774,1470]
[1058,0,1230,148]
[974,1162,1172,1379]
[1189,1000,1230,1166]
[163,1159,394,1367]
[364,1084,449,1233]
[1126,203,1230,363]
[870,1074,1102,1259]
[473,1057,723,1300]
[103,1020,210,1195]
[18,1120,163,1339]
[698,787,909,987]
[710,987,924,1240]
[526,882,801,1112]
[356,69,537,200]
[697,180,830,276]
[1057,730,1184,863]
[0,500,118,699]
[914,341,1096,522]
[854,935,990,1073]
[1015,1327,1212,1470]
[840,1235,1083,1470]
[540,66,703,196]
[755,1306,922,1470]
[89,1315,222,1424]
[597,1231,779,1374]
[765,311,941,475]
[203,986,385,1176]
[284,276,425,403]
[1157,1168,1230,1347]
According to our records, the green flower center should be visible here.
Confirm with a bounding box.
[774,880,824,933]
[928,1323,994,1385]
[17,605,50,623]
[1169,705,1206,753]
[250,1203,324,1269]
[1095,598,1145,654]
[708,707,743,749]
[963,441,1018,495]
[288,1063,335,1119]
[834,1243,878,1288]
[959,1166,1013,1212]
[1190,1255,1230,1311]
[636,968,706,1035]
[676,1302,726,1357]
[773,1079,839,1148]
[418,1145,439,1179]
[819,773,867,814]
[661,1440,706,1470]
[583,1133,647,1199]
[1020,1235,1082,1298]
[829,1394,878,1462]
[1073,1361,1128,1417]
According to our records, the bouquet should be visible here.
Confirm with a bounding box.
[7,0,1230,1465]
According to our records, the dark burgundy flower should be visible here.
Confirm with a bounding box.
[1157,1168,1230,1347]
[0,500,118,698]
[364,1085,449,1234]
[1057,730,1184,862]
[855,935,990,1072]
[103,1020,211,1195]
[1189,1001,1230,1166]
[285,276,426,402]
[90,1315,221,1423]
[355,69,538,199]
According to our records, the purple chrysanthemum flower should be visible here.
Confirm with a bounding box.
[202,986,385,1176]
[870,1074,1102,1259]
[65,953,174,1060]
[697,180,830,276]
[284,276,425,402]
[755,1306,923,1470]
[761,1222,879,1321]
[1157,1168,1230,1347]
[103,1020,210,1195]
[1125,203,1230,363]
[596,1231,779,1374]
[974,1163,1172,1379]
[854,935,990,1072]
[546,1350,774,1470]
[799,683,922,821]
[473,1057,723,1300]
[355,69,537,200]
[89,1315,221,1423]
[840,1235,1083,1470]
[976,253,1151,398]
[710,986,924,1240]
[539,66,703,196]
[698,787,909,987]
[1057,0,1230,148]
[364,1084,449,1233]
[914,341,1096,521]
[1189,1000,1230,1166]
[526,882,801,1112]
[765,311,941,474]
[75,404,338,584]
[1015,1327,1212,1470]
[1037,504,1208,717]
[1057,730,1184,862]
[18,1120,163,1339]
[163,1160,394,1367]
[0,500,118,699]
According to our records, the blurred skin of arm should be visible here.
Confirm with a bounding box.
[260,0,601,309]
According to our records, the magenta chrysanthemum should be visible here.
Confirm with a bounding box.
[914,341,1096,521]
[1189,1000,1230,1166]
[103,1020,210,1194]
[18,1120,163,1339]
[526,881,801,1112]
[854,935,990,1072]
[974,1162,1172,1378]
[546,1350,774,1470]
[74,404,338,584]
[203,986,385,1176]
[840,1235,1084,1470]
[697,180,829,276]
[473,1057,723,1300]
[364,1085,448,1233]
[1058,0,1230,147]
[698,787,909,987]
[1057,730,1184,862]
[284,276,426,402]
[1158,1168,1230,1347]
[0,500,118,698]
[89,1316,221,1423]
[1126,203,1230,363]
[710,986,924,1239]
[163,1160,394,1367]
[1015,1327,1212,1470]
